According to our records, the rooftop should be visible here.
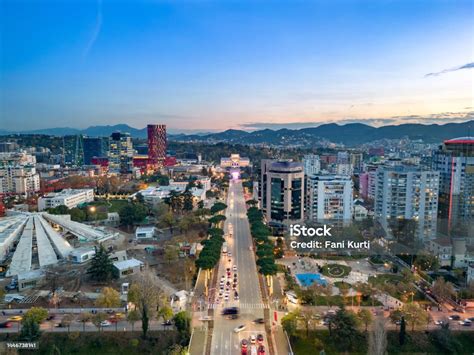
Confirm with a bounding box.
[444,137,474,144]
[113,258,144,270]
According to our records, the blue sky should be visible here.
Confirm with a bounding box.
[1,0,473,132]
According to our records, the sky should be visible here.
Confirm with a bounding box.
[1,0,473,133]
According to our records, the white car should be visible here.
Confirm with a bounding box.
[250,334,256,344]
[100,320,112,327]
[228,252,232,257]
[234,324,246,333]
[233,265,237,271]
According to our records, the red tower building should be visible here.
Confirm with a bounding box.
[147,124,167,168]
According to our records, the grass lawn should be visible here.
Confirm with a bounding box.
[291,330,474,355]
[107,199,130,213]
[368,274,403,287]
[0,331,180,355]
[321,264,352,278]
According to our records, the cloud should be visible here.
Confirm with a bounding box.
[240,111,474,130]
[425,62,474,77]
[83,0,103,58]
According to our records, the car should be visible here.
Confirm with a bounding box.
[5,284,17,291]
[253,318,264,324]
[234,292,239,300]
[228,252,232,257]
[258,346,266,355]
[461,321,472,326]
[233,265,237,271]
[162,320,172,326]
[226,268,231,272]
[257,334,264,344]
[250,334,256,344]
[100,320,112,327]
[241,339,248,349]
[8,316,22,322]
[234,324,246,333]
[449,315,461,320]
[46,314,56,321]
[434,320,444,325]
[54,322,65,328]
[227,314,239,320]
[224,295,229,301]
[228,258,232,263]
[0,321,12,328]
[222,307,239,315]
[468,317,474,322]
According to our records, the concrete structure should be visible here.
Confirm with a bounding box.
[353,199,369,221]
[433,137,474,233]
[113,258,144,278]
[350,153,364,173]
[69,247,96,263]
[263,160,304,225]
[17,269,44,291]
[306,174,353,224]
[43,213,117,243]
[6,216,33,276]
[33,216,58,267]
[38,188,94,211]
[467,262,474,284]
[135,226,156,239]
[336,163,353,176]
[303,154,321,176]
[375,166,439,239]
[0,216,27,262]
[108,132,134,173]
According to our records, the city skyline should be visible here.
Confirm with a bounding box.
[1,0,473,132]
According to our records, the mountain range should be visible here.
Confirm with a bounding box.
[0,120,472,146]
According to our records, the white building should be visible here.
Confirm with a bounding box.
[306,175,353,224]
[353,199,368,221]
[38,189,94,211]
[467,262,474,284]
[336,163,353,176]
[220,154,250,168]
[113,258,144,278]
[374,166,439,239]
[69,247,96,263]
[135,226,156,239]
[303,154,321,176]
[0,165,40,195]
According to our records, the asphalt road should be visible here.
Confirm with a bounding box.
[210,180,268,355]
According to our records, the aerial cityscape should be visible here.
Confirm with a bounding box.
[1,0,473,354]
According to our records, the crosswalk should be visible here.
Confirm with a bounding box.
[208,302,269,310]
[18,295,39,304]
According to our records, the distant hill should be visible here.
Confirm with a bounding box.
[174,120,474,146]
[1,120,472,146]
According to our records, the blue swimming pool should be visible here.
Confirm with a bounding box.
[296,273,327,287]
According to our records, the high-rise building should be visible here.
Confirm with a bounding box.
[303,154,321,176]
[108,132,134,173]
[83,137,105,165]
[375,166,439,239]
[350,153,363,173]
[306,175,353,224]
[263,160,304,225]
[433,137,474,232]
[147,124,167,168]
[258,159,274,212]
[0,142,19,153]
[0,165,40,195]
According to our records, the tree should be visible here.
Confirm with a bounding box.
[357,309,373,332]
[368,316,387,355]
[95,287,121,308]
[119,203,147,227]
[281,312,298,338]
[389,309,403,325]
[61,314,74,333]
[331,306,360,351]
[160,212,176,233]
[164,245,178,264]
[87,244,116,282]
[92,313,108,331]
[399,316,406,345]
[127,309,141,331]
[401,302,429,331]
[210,202,227,215]
[20,317,41,341]
[173,311,191,344]
[23,307,49,324]
[432,277,457,301]
[159,305,174,323]
[182,190,194,211]
[246,199,258,207]
[299,309,315,337]
[128,271,163,339]
[208,214,226,226]
[78,312,91,332]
